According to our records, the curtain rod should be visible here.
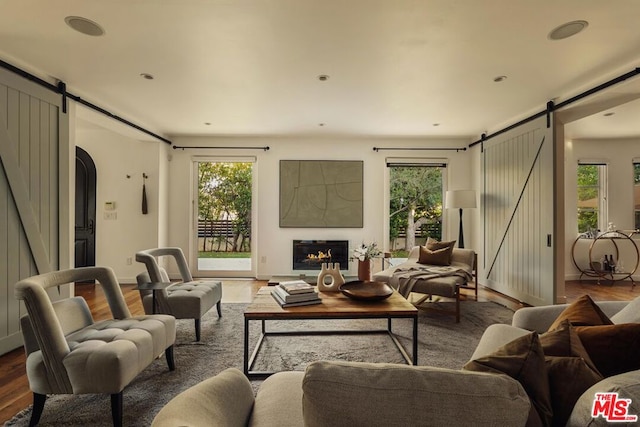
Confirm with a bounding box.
[373,147,466,152]
[469,67,640,148]
[172,145,270,151]
[0,59,172,145]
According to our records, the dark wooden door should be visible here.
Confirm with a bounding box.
[75,147,96,268]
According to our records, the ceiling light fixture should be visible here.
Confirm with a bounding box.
[318,75,329,81]
[603,112,615,117]
[493,75,507,83]
[319,123,326,127]
[140,73,154,80]
[204,122,212,125]
[64,16,105,36]
[548,20,588,40]
[433,123,440,127]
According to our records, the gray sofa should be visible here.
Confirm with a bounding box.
[152,297,640,427]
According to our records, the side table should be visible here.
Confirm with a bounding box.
[134,282,172,314]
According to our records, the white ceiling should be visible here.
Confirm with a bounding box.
[2,0,640,142]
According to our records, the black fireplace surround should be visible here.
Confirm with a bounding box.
[292,240,349,270]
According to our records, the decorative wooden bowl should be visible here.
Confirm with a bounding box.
[339,281,393,301]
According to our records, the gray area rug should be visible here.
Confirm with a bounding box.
[6,300,513,426]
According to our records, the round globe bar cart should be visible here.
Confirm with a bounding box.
[571,230,640,286]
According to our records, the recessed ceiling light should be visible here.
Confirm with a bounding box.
[433,123,440,127]
[140,73,154,80]
[204,122,212,125]
[319,123,326,127]
[318,75,329,81]
[64,16,105,36]
[548,20,588,40]
[493,75,507,83]
[603,112,615,117]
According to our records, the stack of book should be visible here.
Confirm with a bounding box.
[271,280,321,307]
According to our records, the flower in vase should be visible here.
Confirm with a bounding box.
[352,242,382,261]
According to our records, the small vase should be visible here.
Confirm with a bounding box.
[358,259,372,282]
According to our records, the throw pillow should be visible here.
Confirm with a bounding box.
[545,356,603,427]
[574,323,640,377]
[566,369,640,426]
[420,238,456,265]
[426,237,456,252]
[539,320,603,426]
[539,319,601,375]
[418,246,453,266]
[463,332,553,427]
[610,297,640,324]
[548,294,613,331]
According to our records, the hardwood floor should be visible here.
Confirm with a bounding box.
[1,278,637,423]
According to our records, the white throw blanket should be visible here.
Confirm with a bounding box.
[391,265,473,298]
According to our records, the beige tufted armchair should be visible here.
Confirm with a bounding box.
[15,266,176,427]
[136,247,222,341]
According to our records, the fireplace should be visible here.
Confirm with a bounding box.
[292,240,349,270]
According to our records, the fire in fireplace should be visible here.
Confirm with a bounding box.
[292,240,349,270]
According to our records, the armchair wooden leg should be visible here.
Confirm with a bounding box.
[455,290,461,323]
[195,318,201,342]
[165,345,176,371]
[216,301,222,317]
[29,392,46,427]
[111,392,123,427]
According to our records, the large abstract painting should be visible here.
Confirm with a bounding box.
[280,160,363,228]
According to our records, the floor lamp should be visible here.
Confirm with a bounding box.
[445,190,476,248]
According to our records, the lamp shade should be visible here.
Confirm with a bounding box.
[445,190,476,209]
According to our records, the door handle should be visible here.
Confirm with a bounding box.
[89,219,95,234]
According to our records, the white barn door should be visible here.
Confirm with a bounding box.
[482,115,555,306]
[0,68,69,354]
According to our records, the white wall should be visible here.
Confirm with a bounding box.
[168,135,474,279]
[564,137,640,281]
[76,128,166,283]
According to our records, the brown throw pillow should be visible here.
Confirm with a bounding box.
[548,294,613,331]
[545,356,603,427]
[418,246,453,266]
[539,319,601,375]
[463,332,553,427]
[540,321,603,426]
[574,323,640,377]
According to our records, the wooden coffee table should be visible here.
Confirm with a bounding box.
[244,286,418,378]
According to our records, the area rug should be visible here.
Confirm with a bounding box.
[5,300,513,426]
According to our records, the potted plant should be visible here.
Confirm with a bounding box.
[352,242,382,281]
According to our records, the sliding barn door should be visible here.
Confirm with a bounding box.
[482,115,555,306]
[0,68,68,354]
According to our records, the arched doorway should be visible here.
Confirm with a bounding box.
[75,147,97,268]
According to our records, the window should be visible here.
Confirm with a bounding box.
[634,163,640,230]
[577,163,607,234]
[387,161,446,254]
